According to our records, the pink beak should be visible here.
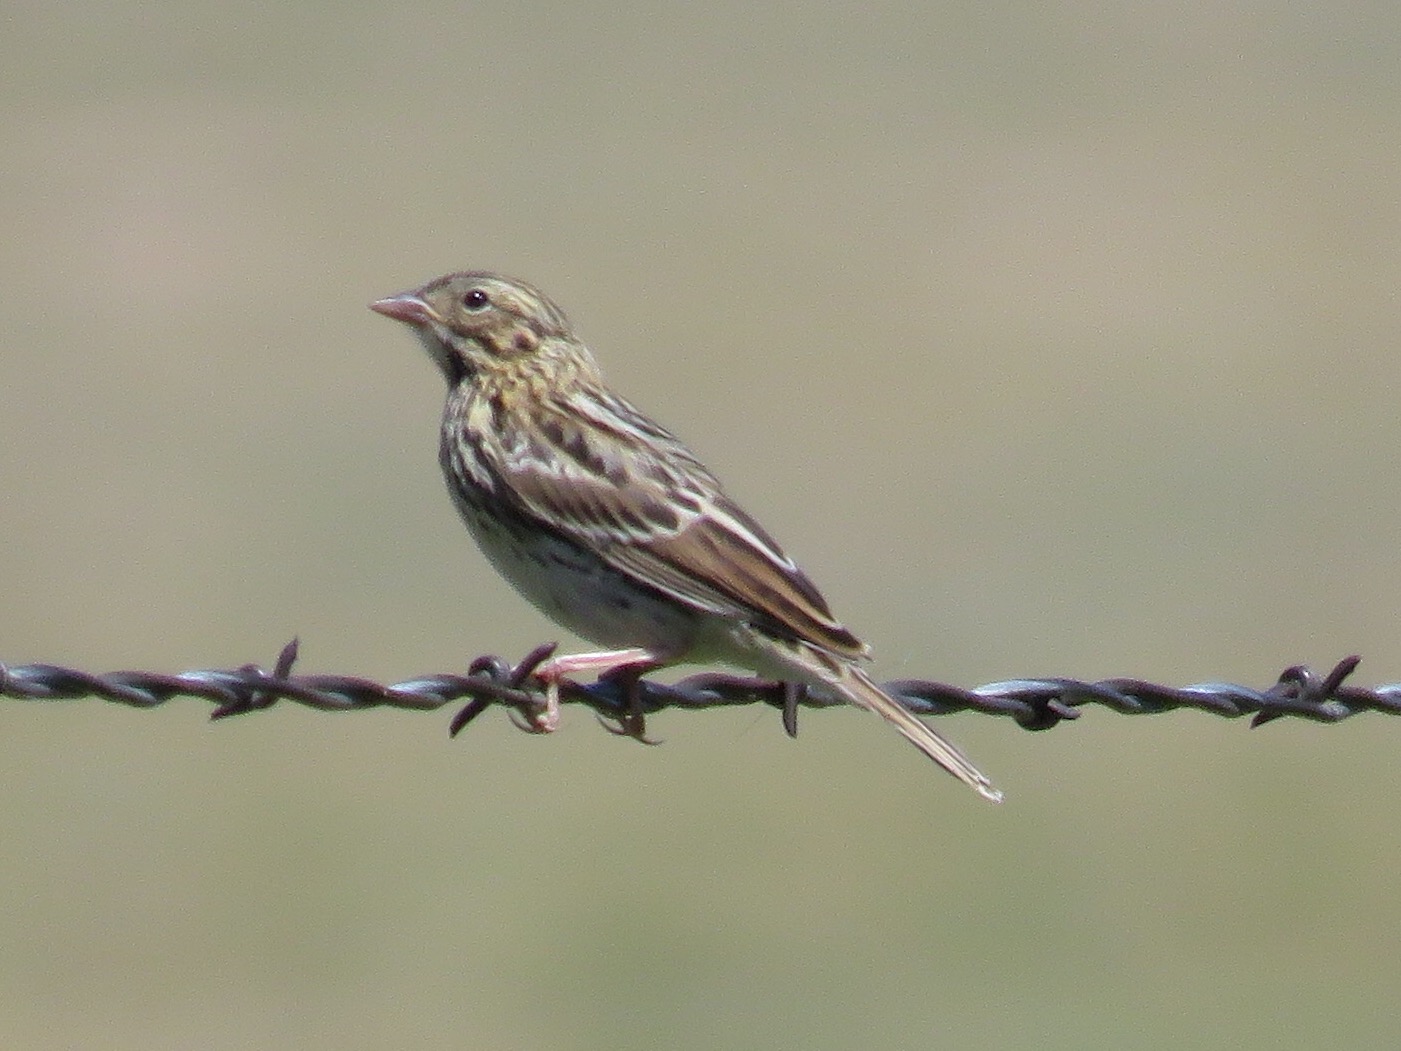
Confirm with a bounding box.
[369,293,437,325]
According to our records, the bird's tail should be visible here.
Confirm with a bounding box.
[787,643,1003,803]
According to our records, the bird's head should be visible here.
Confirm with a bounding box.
[371,271,582,387]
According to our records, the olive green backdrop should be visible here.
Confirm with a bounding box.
[2,3,1399,1048]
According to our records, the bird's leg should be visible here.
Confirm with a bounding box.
[514,647,662,734]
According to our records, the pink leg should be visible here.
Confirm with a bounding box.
[537,647,663,681]
[515,648,666,734]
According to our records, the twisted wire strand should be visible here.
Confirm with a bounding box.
[1,641,1392,737]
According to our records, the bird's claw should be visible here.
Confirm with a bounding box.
[595,710,662,745]
[509,679,561,734]
[594,662,663,744]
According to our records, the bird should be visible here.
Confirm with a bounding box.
[370,271,1001,802]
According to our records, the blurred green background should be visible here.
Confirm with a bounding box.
[3,2,1400,1048]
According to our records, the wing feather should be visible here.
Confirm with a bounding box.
[479,386,866,659]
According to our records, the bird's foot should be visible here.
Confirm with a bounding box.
[508,680,562,734]
[594,662,663,745]
[513,647,663,736]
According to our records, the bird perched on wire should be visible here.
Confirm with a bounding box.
[371,271,1001,802]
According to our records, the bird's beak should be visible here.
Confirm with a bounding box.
[369,293,439,326]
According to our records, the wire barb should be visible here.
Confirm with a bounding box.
[1,646,1395,742]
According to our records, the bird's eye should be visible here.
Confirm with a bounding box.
[462,289,491,312]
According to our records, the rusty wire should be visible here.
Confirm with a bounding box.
[1,641,1394,740]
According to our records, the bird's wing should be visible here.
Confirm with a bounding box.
[488,388,867,660]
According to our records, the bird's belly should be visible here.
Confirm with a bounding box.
[455,498,702,654]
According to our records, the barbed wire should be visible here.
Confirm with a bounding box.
[2,641,1396,742]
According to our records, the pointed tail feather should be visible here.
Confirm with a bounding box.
[838,663,1003,802]
[785,643,1003,803]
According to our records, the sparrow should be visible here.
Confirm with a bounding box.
[371,272,1001,801]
